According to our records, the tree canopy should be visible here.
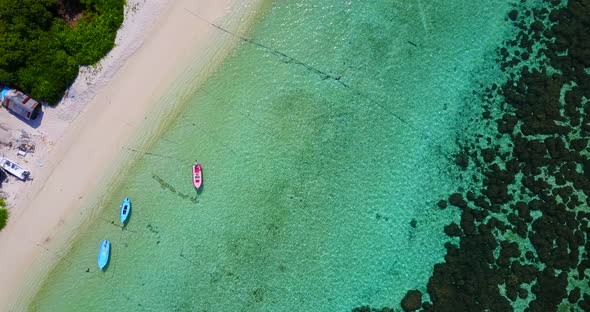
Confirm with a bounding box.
[0,196,7,231]
[0,0,124,105]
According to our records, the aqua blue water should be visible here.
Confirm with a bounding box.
[29,1,517,311]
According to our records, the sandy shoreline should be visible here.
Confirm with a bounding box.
[0,0,262,309]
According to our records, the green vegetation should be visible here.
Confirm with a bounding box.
[0,0,125,105]
[0,197,8,231]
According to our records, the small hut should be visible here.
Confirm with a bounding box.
[1,87,42,120]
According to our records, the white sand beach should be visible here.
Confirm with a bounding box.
[0,0,262,309]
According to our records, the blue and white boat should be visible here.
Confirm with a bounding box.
[97,240,110,271]
[120,197,131,224]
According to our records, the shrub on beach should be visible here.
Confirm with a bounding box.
[0,0,124,105]
[0,197,8,231]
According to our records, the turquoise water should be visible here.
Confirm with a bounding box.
[29,1,516,311]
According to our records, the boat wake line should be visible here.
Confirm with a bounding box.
[183,8,458,165]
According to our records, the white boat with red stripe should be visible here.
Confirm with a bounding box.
[192,163,203,190]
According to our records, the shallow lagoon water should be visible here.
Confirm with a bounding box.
[30,1,518,310]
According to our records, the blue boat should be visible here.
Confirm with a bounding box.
[97,240,110,271]
[120,197,131,224]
